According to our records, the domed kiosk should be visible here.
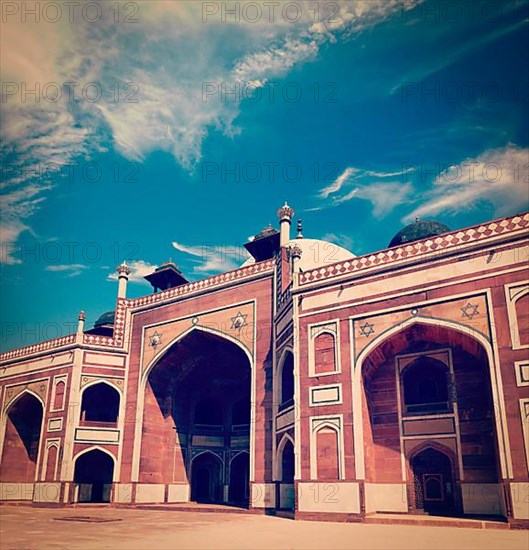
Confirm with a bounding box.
[85,310,115,337]
[389,218,451,248]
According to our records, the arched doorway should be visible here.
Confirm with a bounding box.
[191,453,222,503]
[141,328,252,506]
[0,392,43,482]
[278,438,295,510]
[411,447,455,515]
[74,449,114,503]
[281,440,295,483]
[229,452,249,505]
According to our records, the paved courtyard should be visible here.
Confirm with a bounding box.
[1,506,528,550]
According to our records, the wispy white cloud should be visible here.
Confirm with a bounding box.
[319,167,358,198]
[0,0,420,262]
[315,166,415,217]
[404,145,529,222]
[172,241,250,274]
[46,264,88,277]
[107,260,157,284]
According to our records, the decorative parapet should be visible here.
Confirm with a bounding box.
[0,334,76,363]
[299,213,529,287]
[127,258,275,309]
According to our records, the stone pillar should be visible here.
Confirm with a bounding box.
[289,243,302,274]
[277,203,294,247]
[76,311,85,342]
[117,262,131,299]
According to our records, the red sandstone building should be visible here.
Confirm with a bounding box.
[0,205,528,526]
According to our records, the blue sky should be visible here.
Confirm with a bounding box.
[1,0,528,351]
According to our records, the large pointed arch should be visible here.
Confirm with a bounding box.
[351,315,512,482]
[3,388,46,412]
[141,325,253,385]
[0,389,45,483]
[133,325,254,499]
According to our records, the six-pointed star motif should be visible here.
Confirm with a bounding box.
[461,303,479,319]
[359,322,375,337]
[149,330,162,348]
[230,312,248,330]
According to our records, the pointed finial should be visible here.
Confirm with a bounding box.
[277,202,294,222]
[296,219,304,239]
[117,261,131,276]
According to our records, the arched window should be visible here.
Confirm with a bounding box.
[515,293,529,346]
[402,357,450,415]
[279,351,294,410]
[314,332,336,374]
[194,398,223,426]
[80,383,120,424]
[53,381,65,410]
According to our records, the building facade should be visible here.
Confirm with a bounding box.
[0,206,528,526]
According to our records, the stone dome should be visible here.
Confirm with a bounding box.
[94,310,115,328]
[389,219,451,248]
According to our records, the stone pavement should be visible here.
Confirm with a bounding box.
[0,505,527,550]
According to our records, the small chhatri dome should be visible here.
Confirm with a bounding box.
[254,225,278,240]
[277,202,294,221]
[389,218,451,248]
[94,310,115,328]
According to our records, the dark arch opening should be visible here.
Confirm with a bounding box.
[229,452,249,505]
[280,351,294,410]
[143,329,251,506]
[74,449,114,503]
[80,383,120,424]
[411,447,455,516]
[0,393,43,482]
[402,356,451,415]
[194,398,223,426]
[191,453,223,503]
[281,439,295,483]
[232,399,250,429]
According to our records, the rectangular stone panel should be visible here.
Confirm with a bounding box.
[74,428,120,444]
[402,417,455,436]
[48,418,63,432]
[33,483,61,503]
[168,484,189,503]
[0,483,34,500]
[364,483,407,513]
[135,483,165,503]
[461,483,504,516]
[192,435,224,447]
[310,384,341,406]
[297,482,360,513]
[276,407,295,431]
